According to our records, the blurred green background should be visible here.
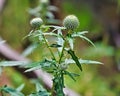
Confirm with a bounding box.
[0,0,120,96]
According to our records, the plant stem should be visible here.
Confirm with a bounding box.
[42,35,56,61]
[58,40,66,64]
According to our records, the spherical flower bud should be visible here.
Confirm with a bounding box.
[30,17,43,28]
[63,15,79,30]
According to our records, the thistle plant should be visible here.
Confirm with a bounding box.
[22,15,102,96]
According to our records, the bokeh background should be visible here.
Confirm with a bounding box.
[0,0,120,96]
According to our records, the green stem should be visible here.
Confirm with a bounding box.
[42,35,56,60]
[58,40,66,64]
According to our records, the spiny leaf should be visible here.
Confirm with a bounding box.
[67,49,82,71]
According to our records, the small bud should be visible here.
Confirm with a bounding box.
[30,18,43,28]
[63,15,79,30]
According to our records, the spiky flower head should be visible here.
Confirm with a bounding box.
[63,15,79,30]
[30,17,43,28]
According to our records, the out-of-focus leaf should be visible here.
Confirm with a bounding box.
[16,84,25,92]
[22,43,39,56]
[0,61,28,67]
[1,85,24,96]
[67,49,82,71]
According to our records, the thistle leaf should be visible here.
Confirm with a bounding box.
[67,49,82,71]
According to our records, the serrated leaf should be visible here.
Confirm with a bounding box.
[0,61,28,67]
[22,43,39,56]
[67,49,82,71]
[16,84,25,92]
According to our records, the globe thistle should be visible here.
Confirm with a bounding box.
[63,15,79,30]
[30,17,43,28]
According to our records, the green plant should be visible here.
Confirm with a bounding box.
[22,15,102,96]
[0,15,102,96]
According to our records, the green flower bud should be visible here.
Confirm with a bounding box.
[63,15,79,30]
[30,17,43,28]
